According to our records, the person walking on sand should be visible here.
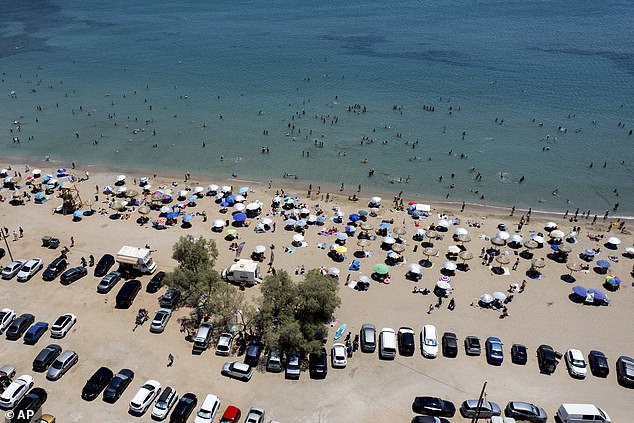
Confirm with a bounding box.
[18,227,23,238]
[70,236,75,247]
[12,230,18,241]
[427,304,434,314]
[520,279,527,293]
[512,258,519,271]
[167,353,174,367]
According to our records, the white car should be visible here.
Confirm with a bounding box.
[215,333,233,356]
[151,386,177,420]
[421,324,439,358]
[50,313,76,338]
[149,308,172,333]
[1,260,26,280]
[0,308,16,333]
[129,380,162,415]
[565,348,588,378]
[194,393,221,423]
[0,374,34,409]
[16,258,43,282]
[331,343,347,368]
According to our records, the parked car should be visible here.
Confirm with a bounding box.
[159,288,181,309]
[42,256,67,281]
[192,322,214,352]
[244,406,265,423]
[536,344,557,374]
[32,344,62,372]
[285,353,301,380]
[460,399,501,418]
[129,380,162,415]
[169,392,197,423]
[0,365,16,379]
[194,393,220,423]
[97,271,122,293]
[34,414,55,423]
[215,333,233,357]
[0,375,34,410]
[331,343,347,368]
[103,368,134,403]
[511,344,528,365]
[379,327,397,360]
[398,327,416,356]
[16,258,43,282]
[1,259,26,280]
[221,362,253,382]
[421,325,439,358]
[115,279,142,309]
[46,350,78,381]
[442,332,458,358]
[146,271,166,293]
[411,417,450,423]
[412,396,456,417]
[266,347,282,373]
[24,322,49,344]
[12,387,47,422]
[151,386,178,420]
[588,350,610,378]
[485,337,504,365]
[309,348,328,379]
[6,313,35,340]
[360,323,376,353]
[565,348,588,378]
[616,355,634,387]
[94,254,115,277]
[50,313,76,338]
[218,405,241,423]
[464,336,481,356]
[504,401,548,422]
[0,308,16,334]
[81,367,114,401]
[244,341,263,366]
[150,308,172,333]
[60,266,88,285]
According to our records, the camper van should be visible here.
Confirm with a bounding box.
[116,246,157,275]
[556,404,611,423]
[221,260,262,286]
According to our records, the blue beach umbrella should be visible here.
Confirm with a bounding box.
[225,195,236,205]
[583,248,596,256]
[56,168,67,175]
[379,222,391,229]
[73,210,83,218]
[233,212,247,222]
[188,195,198,201]
[237,187,249,195]
[182,214,194,223]
[358,210,368,217]
[596,259,610,269]
[166,212,179,220]
[35,192,45,200]
[349,213,360,222]
[572,286,587,297]
[589,288,607,301]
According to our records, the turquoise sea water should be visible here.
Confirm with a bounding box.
[1,0,633,214]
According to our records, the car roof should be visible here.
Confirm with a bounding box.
[57,350,77,361]
[618,355,634,363]
[568,348,584,359]
[230,362,251,371]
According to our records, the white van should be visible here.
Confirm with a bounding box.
[557,404,611,423]
[193,323,213,352]
[379,328,397,360]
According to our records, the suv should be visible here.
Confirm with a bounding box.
[194,393,220,423]
[309,348,328,379]
[97,271,122,293]
[159,288,181,309]
[285,353,301,380]
[170,392,198,423]
[146,271,166,293]
[193,323,213,352]
[244,341,263,366]
[152,386,178,420]
[266,347,283,372]
[360,323,376,353]
[60,266,88,285]
[42,256,68,281]
[94,254,115,277]
[215,333,233,356]
[616,355,634,387]
[32,344,62,372]
[81,366,114,401]
[537,344,557,374]
[46,350,79,380]
[115,280,142,309]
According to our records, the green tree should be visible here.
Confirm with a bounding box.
[171,235,218,273]
[295,269,341,325]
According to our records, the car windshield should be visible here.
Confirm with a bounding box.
[155,401,167,410]
[54,316,66,326]
[110,378,123,388]
[51,361,63,369]
[573,358,585,367]
[197,410,212,418]
[425,339,437,346]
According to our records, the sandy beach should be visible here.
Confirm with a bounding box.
[0,161,632,422]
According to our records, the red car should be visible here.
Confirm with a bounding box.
[219,405,241,423]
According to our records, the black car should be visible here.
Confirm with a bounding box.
[97,271,122,294]
[536,344,557,374]
[42,256,68,281]
[511,343,528,365]
[11,387,47,423]
[504,401,548,423]
[6,313,35,340]
[81,366,114,401]
[103,368,134,403]
[169,392,197,423]
[412,396,456,417]
[244,341,263,366]
[616,355,634,387]
[146,271,166,293]
[115,280,142,309]
[60,266,88,285]
[309,347,328,379]
[411,417,450,423]
[588,350,610,378]
[94,254,115,277]
[398,327,416,356]
[33,344,62,372]
[464,336,481,356]
[159,288,181,309]
[442,332,458,358]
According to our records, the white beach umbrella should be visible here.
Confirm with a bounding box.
[443,261,458,271]
[159,205,170,213]
[510,234,523,243]
[233,203,246,211]
[492,291,507,301]
[606,237,621,245]
[532,235,545,244]
[292,234,304,243]
[116,174,126,182]
[221,185,231,193]
[408,263,422,274]
[272,196,282,204]
[436,280,451,290]
[382,237,396,245]
[307,215,317,223]
[336,232,348,241]
[545,221,558,229]
[246,202,261,211]
[208,184,219,192]
[178,190,188,199]
[335,210,345,217]
[253,245,266,254]
[479,293,494,304]
[117,186,128,194]
[447,245,461,254]
[193,186,204,194]
[415,203,431,212]
[437,219,450,228]
[624,247,634,254]
[300,207,310,215]
[260,217,273,225]
[496,231,510,240]
[370,196,382,204]
[328,267,340,277]
[143,184,152,192]
[234,195,246,203]
[32,169,41,177]
[359,275,371,284]
[213,219,225,228]
[550,230,565,239]
[454,227,468,236]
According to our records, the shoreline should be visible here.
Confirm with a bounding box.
[3,152,633,222]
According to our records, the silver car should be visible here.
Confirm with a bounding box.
[97,271,122,293]
[459,399,501,418]
[150,308,172,333]
[1,260,26,280]
[46,350,78,380]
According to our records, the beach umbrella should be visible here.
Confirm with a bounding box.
[479,294,494,304]
[566,262,582,273]
[387,251,400,260]
[357,239,369,248]
[436,280,451,290]
[496,231,510,240]
[234,195,246,203]
[454,227,468,236]
[56,168,68,175]
[545,221,558,230]
[379,222,391,230]
[437,219,450,228]
[162,193,173,202]
[583,248,596,256]
[156,217,167,225]
[572,286,587,297]
[496,255,511,265]
[510,234,523,244]
[532,235,545,244]
[188,195,198,203]
[143,184,152,192]
[138,206,150,215]
[126,189,139,198]
[284,218,296,227]
[233,212,247,222]
[425,230,439,239]
[491,237,505,246]
[606,237,621,245]
[115,174,126,182]
[624,247,634,255]
[457,234,471,243]
[213,219,225,228]
[246,202,260,211]
[221,185,231,193]
[531,258,546,268]
[233,203,246,212]
[207,184,219,193]
[423,248,438,257]
[358,209,368,217]
[192,186,204,194]
[374,263,389,275]
[253,245,266,254]
[360,222,374,231]
[447,245,461,254]
[408,263,422,274]
[293,234,305,243]
[439,275,451,283]
[178,190,188,199]
[182,214,194,223]
[391,243,406,253]
[443,261,458,271]
[359,275,371,284]
[328,267,341,277]
[596,259,610,269]
[237,187,249,195]
[226,228,237,235]
[550,230,565,239]
[260,217,272,225]
[334,245,347,254]
[557,244,572,253]
[370,196,382,204]
[589,288,607,301]
[73,210,83,218]
[605,275,621,287]
[382,236,396,245]
[416,203,431,212]
[492,291,507,301]
[295,220,307,227]
[110,201,128,212]
[524,240,539,249]
[345,225,356,234]
[159,205,171,214]
[349,213,361,222]
[32,169,41,177]
[336,232,348,241]
[393,227,407,236]
[459,251,474,261]
[34,192,45,201]
[166,212,179,220]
